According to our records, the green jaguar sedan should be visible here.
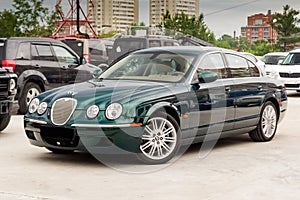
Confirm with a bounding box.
[24,46,287,164]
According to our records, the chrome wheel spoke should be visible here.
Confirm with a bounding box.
[140,116,177,160]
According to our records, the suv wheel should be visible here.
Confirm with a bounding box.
[19,82,42,114]
[0,113,11,132]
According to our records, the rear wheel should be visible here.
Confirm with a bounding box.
[0,113,11,132]
[249,101,278,142]
[138,112,181,164]
[19,82,42,114]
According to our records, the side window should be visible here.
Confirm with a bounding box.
[16,42,30,60]
[32,44,56,61]
[226,54,251,78]
[199,53,228,79]
[52,46,78,64]
[149,40,161,47]
[163,41,174,46]
[248,61,260,77]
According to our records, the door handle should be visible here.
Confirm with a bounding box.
[34,64,40,68]
[225,86,231,93]
[257,85,263,90]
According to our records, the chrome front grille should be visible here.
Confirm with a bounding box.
[51,98,77,125]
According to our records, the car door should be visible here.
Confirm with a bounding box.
[51,44,84,84]
[225,53,266,129]
[189,53,235,136]
[31,43,63,89]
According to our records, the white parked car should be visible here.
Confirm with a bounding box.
[267,49,300,92]
[261,52,288,76]
[240,52,266,76]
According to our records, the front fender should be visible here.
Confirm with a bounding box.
[142,102,180,125]
[18,70,48,91]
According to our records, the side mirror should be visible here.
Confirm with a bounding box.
[198,71,218,83]
[278,59,283,65]
[93,69,103,79]
[81,57,87,65]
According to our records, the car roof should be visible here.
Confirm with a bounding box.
[7,37,62,44]
[289,48,300,53]
[133,46,233,55]
[264,52,288,56]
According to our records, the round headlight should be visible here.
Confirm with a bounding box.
[105,103,122,120]
[87,105,100,119]
[28,98,40,114]
[37,102,48,115]
[9,79,16,91]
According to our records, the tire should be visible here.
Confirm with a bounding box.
[138,111,181,164]
[19,82,42,114]
[46,147,74,154]
[0,113,11,132]
[249,101,278,142]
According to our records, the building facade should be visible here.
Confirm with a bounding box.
[88,0,139,34]
[241,10,277,44]
[149,0,200,27]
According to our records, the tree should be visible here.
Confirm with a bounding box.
[12,0,50,36]
[161,11,216,43]
[0,10,20,37]
[270,5,300,51]
[215,34,238,50]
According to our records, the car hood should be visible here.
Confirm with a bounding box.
[266,64,300,73]
[38,79,187,110]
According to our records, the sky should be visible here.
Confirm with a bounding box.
[1,0,300,38]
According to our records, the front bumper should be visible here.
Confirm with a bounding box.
[24,118,144,153]
[280,78,300,91]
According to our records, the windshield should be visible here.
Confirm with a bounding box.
[262,55,286,65]
[282,53,300,65]
[100,52,197,82]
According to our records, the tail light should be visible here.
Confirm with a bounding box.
[1,60,16,72]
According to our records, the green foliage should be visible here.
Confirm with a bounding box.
[270,5,300,51]
[99,31,118,38]
[0,9,20,37]
[0,0,58,37]
[215,34,238,49]
[161,11,216,43]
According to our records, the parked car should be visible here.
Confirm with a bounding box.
[267,49,300,91]
[240,52,266,75]
[24,46,287,164]
[261,52,288,76]
[108,36,179,64]
[0,37,100,114]
[61,38,114,67]
[0,68,17,131]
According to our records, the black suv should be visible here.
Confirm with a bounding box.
[0,37,99,114]
[0,68,17,131]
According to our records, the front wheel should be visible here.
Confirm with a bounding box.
[138,112,181,164]
[249,101,278,142]
[0,113,11,132]
[19,82,42,114]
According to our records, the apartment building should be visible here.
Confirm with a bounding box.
[149,0,200,27]
[241,10,277,44]
[88,0,139,33]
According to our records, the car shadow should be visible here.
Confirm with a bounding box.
[33,134,253,167]
[287,91,300,97]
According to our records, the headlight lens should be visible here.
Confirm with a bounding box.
[105,103,122,120]
[9,79,16,91]
[37,102,48,115]
[28,98,40,114]
[87,105,100,119]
